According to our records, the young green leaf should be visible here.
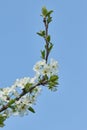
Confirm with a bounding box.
[0,121,4,127]
[46,35,51,42]
[46,10,53,17]
[47,75,59,91]
[0,115,7,127]
[28,107,35,113]
[47,82,58,91]
[8,99,15,107]
[48,43,53,53]
[50,75,58,82]
[42,6,48,17]
[41,50,45,59]
[8,105,16,112]
[47,16,52,23]
[37,30,45,37]
[24,83,33,92]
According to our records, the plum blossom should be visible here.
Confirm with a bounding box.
[33,58,58,77]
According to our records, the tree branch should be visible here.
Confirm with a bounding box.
[0,78,48,113]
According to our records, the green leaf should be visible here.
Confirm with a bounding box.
[47,82,58,91]
[46,35,51,42]
[41,50,45,59]
[48,43,53,52]
[42,6,48,17]
[28,107,35,113]
[0,121,4,127]
[50,75,58,82]
[37,32,43,37]
[47,16,52,23]
[37,30,45,37]
[0,114,7,128]
[47,75,59,91]
[24,83,33,92]
[8,99,15,107]
[43,75,48,80]
[9,105,16,112]
[46,10,53,17]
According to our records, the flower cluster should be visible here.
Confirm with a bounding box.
[0,77,36,104]
[0,86,41,118]
[0,58,58,118]
[33,59,58,77]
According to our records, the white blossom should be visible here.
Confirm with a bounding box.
[33,60,46,75]
[33,58,58,77]
[14,77,35,89]
[41,64,50,76]
[49,58,58,75]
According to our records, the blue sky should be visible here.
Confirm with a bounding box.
[0,0,87,130]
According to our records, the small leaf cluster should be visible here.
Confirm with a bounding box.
[38,74,59,91]
[24,83,33,92]
[41,44,53,60]
[28,107,35,113]
[41,6,53,23]
[8,99,15,107]
[47,75,59,91]
[37,30,45,37]
[0,115,7,127]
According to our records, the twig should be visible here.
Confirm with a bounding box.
[43,17,49,63]
[0,79,48,113]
